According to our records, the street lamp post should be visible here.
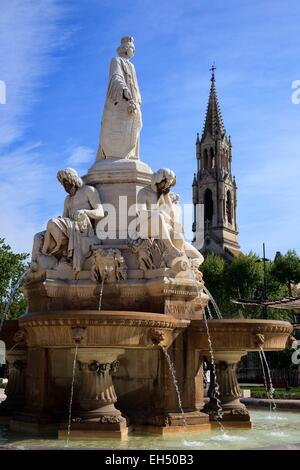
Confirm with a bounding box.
[259,243,270,319]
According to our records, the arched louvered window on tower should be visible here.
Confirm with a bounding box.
[203,148,208,169]
[226,190,232,224]
[204,188,213,223]
[210,147,215,168]
[225,150,229,170]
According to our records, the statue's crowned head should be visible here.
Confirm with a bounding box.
[151,168,176,194]
[57,168,83,195]
[117,36,135,58]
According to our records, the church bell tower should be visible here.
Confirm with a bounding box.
[192,67,240,259]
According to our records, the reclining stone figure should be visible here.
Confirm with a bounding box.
[42,168,104,272]
[133,168,203,269]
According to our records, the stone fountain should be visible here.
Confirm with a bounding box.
[0,37,294,439]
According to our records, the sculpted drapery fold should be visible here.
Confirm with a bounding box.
[97,37,142,161]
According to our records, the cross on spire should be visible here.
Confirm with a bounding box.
[202,64,224,139]
[209,64,216,81]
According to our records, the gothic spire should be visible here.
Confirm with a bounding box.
[202,66,225,140]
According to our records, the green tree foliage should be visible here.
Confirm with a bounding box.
[226,253,262,300]
[271,250,300,296]
[201,254,225,298]
[201,251,296,321]
[0,238,29,319]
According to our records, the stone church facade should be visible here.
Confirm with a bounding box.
[192,68,240,260]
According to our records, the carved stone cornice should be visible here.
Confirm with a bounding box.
[192,319,293,335]
[24,276,202,315]
[191,319,293,352]
[22,317,184,329]
[19,311,189,349]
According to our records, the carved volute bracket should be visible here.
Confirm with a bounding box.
[254,333,265,348]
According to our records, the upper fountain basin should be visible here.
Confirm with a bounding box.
[18,310,190,349]
[190,319,293,352]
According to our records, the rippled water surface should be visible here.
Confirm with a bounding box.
[0,410,300,450]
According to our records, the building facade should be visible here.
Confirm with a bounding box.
[192,68,240,260]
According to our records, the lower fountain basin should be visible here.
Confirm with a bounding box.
[19,310,190,349]
[190,319,293,352]
[2,312,190,439]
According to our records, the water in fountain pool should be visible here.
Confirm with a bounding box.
[1,410,300,450]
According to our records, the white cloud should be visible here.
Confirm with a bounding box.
[0,0,69,252]
[0,80,6,105]
[68,145,95,166]
[0,142,62,253]
[0,0,66,147]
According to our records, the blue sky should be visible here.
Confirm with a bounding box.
[1,0,300,259]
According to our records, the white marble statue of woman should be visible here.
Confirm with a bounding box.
[96,36,142,161]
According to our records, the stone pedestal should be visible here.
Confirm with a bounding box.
[85,159,152,242]
[58,348,128,439]
[204,351,251,427]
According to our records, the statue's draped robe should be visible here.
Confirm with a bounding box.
[45,188,95,272]
[97,56,142,160]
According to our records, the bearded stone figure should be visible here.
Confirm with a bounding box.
[96,36,142,160]
[42,168,104,272]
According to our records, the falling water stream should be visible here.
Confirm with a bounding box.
[159,345,187,428]
[202,310,225,432]
[66,343,79,446]
[7,342,21,352]
[190,269,225,432]
[0,268,31,335]
[203,286,223,319]
[259,347,277,412]
[206,304,213,320]
[98,271,106,311]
